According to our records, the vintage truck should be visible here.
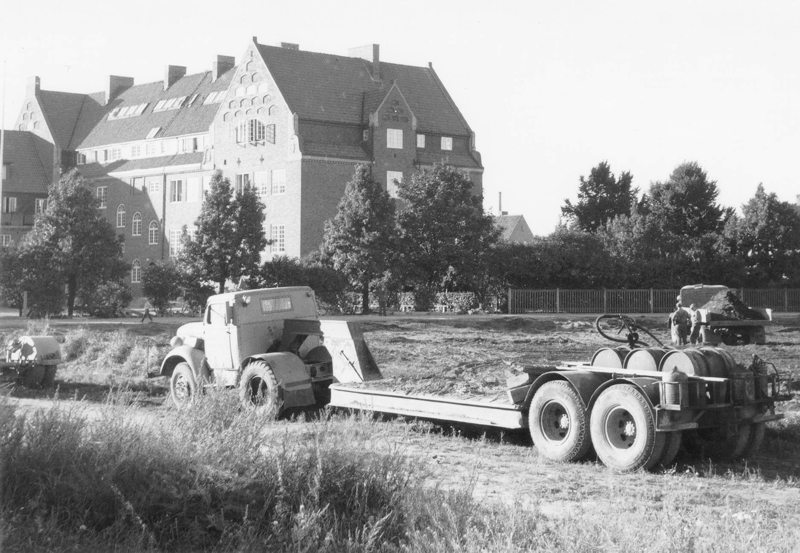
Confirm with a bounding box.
[680,284,772,345]
[159,286,787,472]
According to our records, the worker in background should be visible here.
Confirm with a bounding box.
[689,303,702,344]
[141,300,154,323]
[670,302,690,345]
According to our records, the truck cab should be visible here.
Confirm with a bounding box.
[679,284,772,345]
[159,286,379,412]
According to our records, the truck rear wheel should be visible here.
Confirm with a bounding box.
[590,384,666,471]
[658,431,682,468]
[170,363,197,408]
[529,381,591,463]
[239,361,281,417]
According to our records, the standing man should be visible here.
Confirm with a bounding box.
[671,302,691,345]
[689,303,702,345]
[141,299,154,323]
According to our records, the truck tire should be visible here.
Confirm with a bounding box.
[590,384,666,472]
[239,361,281,417]
[170,363,197,408]
[683,425,750,460]
[21,365,46,388]
[529,381,591,463]
[657,431,682,468]
[41,365,57,388]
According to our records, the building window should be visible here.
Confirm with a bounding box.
[131,145,141,158]
[116,204,126,228]
[35,198,47,214]
[265,123,276,144]
[148,221,159,245]
[131,259,141,283]
[146,177,161,195]
[0,235,11,247]
[97,186,107,209]
[76,153,86,165]
[235,173,251,194]
[417,134,425,148]
[2,196,17,213]
[236,119,269,144]
[254,171,269,197]
[271,225,285,253]
[271,169,286,194]
[170,179,184,202]
[110,148,121,161]
[387,128,403,149]
[441,136,453,151]
[169,229,183,258]
[180,136,200,153]
[1,164,7,180]
[132,212,142,236]
[386,171,403,198]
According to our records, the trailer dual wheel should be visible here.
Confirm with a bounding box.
[170,362,197,408]
[590,384,666,471]
[239,361,282,417]
[658,431,682,468]
[684,423,762,460]
[529,381,591,463]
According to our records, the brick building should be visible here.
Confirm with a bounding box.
[1,38,483,296]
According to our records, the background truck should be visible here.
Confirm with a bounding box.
[680,284,772,345]
[1,335,61,388]
[160,286,787,472]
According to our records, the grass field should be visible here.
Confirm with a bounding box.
[1,313,799,552]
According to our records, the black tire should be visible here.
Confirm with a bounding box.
[529,381,591,463]
[684,425,750,460]
[21,365,45,388]
[239,361,282,417]
[41,365,57,388]
[590,384,666,472]
[658,431,682,468]
[170,362,197,408]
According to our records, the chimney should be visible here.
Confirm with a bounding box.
[498,192,502,214]
[106,75,133,105]
[27,76,41,96]
[212,55,235,81]
[280,42,299,50]
[164,65,186,90]
[349,44,380,80]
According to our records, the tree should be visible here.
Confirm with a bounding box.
[23,169,127,317]
[252,255,349,311]
[142,261,182,314]
[732,184,800,286]
[321,164,396,313]
[0,245,64,316]
[646,162,726,238]
[561,162,637,232]
[396,164,499,296]
[179,171,267,293]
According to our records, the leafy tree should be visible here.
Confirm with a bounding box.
[179,171,267,293]
[732,184,800,286]
[0,245,64,316]
[321,164,396,313]
[82,282,132,317]
[646,162,726,238]
[561,162,637,232]
[252,255,349,311]
[23,169,127,317]
[396,164,499,295]
[142,261,182,314]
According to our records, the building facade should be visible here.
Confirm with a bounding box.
[1,38,483,296]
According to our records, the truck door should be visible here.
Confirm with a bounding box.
[204,302,234,371]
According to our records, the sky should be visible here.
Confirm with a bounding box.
[1,0,798,235]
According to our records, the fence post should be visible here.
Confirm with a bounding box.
[603,289,607,313]
[556,288,560,313]
[785,288,789,312]
[650,288,654,313]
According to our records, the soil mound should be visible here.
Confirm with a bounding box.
[702,290,765,321]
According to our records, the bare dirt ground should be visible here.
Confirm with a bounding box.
[3,312,800,518]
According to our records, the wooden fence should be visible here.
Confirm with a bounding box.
[508,288,800,314]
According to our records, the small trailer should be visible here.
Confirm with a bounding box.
[159,288,789,472]
[1,335,61,388]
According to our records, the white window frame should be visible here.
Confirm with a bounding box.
[2,196,17,213]
[170,179,184,203]
[441,136,453,151]
[254,171,269,197]
[387,128,403,149]
[235,173,251,194]
[97,186,107,209]
[148,221,159,245]
[270,224,286,254]
[35,198,47,214]
[416,134,425,148]
[131,259,141,283]
[169,229,183,258]
[0,234,11,247]
[116,204,126,228]
[132,212,142,236]
[271,169,286,195]
[386,171,403,198]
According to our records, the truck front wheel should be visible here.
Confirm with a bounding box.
[170,363,197,408]
[590,384,666,471]
[529,381,591,463]
[239,361,281,417]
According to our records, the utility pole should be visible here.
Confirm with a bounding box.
[0,59,6,226]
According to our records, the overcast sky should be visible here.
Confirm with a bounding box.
[2,0,798,235]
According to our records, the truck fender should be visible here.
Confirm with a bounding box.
[523,371,610,411]
[160,346,207,379]
[587,377,661,413]
[242,352,316,408]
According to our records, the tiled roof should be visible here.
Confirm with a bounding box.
[77,152,204,178]
[417,152,482,169]
[56,69,235,150]
[38,90,88,148]
[301,141,369,160]
[494,215,535,243]
[1,131,50,193]
[256,44,471,136]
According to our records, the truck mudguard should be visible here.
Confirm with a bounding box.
[587,377,661,412]
[243,352,316,408]
[160,346,207,379]
[523,370,611,411]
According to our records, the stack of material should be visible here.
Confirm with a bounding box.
[702,290,766,321]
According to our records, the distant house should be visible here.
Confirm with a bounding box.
[1,38,483,296]
[495,214,535,245]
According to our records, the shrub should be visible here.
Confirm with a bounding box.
[82,282,132,318]
[435,292,478,313]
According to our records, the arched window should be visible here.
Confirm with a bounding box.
[132,212,142,236]
[131,259,141,283]
[148,221,159,245]
[116,204,126,228]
